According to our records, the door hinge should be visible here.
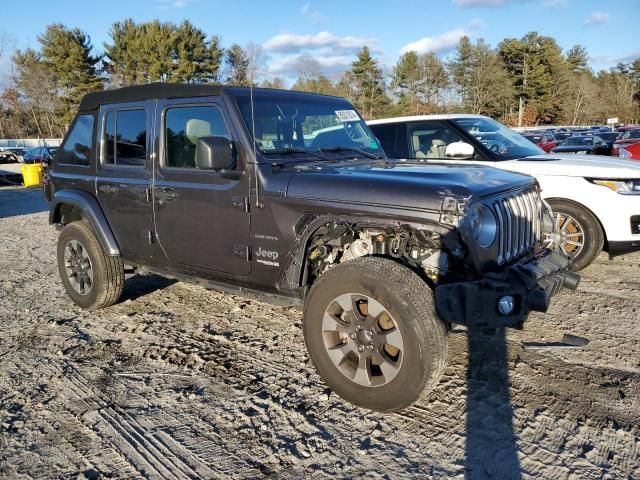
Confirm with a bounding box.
[233,244,250,261]
[145,187,152,203]
[146,230,154,244]
[232,196,249,213]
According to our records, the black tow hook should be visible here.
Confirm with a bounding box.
[563,271,581,290]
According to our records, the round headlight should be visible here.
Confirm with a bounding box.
[469,204,497,248]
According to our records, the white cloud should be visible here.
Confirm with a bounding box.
[301,3,329,24]
[155,0,194,10]
[399,29,468,55]
[269,53,353,77]
[583,11,609,27]
[453,0,508,6]
[264,31,375,54]
[542,0,567,6]
[399,18,485,56]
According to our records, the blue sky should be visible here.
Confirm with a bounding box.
[1,0,639,83]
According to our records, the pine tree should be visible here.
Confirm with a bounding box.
[566,45,589,73]
[38,24,102,127]
[225,44,250,86]
[348,46,390,119]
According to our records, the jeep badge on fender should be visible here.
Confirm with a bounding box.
[46,83,579,411]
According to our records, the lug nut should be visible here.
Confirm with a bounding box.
[367,345,374,350]
[350,333,356,339]
[357,346,364,352]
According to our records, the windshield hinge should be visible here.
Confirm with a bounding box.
[232,196,249,212]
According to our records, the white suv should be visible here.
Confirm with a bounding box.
[368,115,640,270]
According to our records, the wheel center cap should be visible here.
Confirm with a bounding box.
[356,328,373,346]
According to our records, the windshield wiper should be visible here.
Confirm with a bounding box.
[262,147,328,161]
[318,146,382,160]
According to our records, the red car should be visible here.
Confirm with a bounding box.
[522,132,558,152]
[613,128,640,155]
[618,142,640,160]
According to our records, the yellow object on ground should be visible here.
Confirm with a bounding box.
[20,163,43,187]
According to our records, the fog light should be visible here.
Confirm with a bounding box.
[498,296,515,315]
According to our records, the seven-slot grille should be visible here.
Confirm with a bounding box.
[491,188,543,265]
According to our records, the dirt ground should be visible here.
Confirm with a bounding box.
[1,186,639,479]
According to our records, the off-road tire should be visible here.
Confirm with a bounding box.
[547,199,604,271]
[303,256,448,411]
[57,221,124,310]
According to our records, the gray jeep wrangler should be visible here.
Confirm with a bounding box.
[45,83,579,411]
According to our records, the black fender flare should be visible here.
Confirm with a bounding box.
[49,190,120,256]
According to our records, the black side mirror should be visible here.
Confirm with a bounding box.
[195,136,235,171]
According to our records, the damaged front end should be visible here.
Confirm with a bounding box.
[436,188,579,328]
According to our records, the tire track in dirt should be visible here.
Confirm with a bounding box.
[50,360,263,479]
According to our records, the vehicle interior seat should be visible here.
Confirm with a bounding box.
[174,118,211,168]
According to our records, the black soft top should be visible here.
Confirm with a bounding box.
[78,82,225,111]
[78,82,346,112]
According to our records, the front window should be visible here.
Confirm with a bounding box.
[453,117,544,160]
[564,137,589,146]
[164,106,232,169]
[621,130,640,140]
[235,93,384,160]
[407,121,466,159]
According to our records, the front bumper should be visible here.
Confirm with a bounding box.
[435,250,579,329]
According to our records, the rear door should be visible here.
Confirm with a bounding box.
[96,101,155,261]
[152,97,251,276]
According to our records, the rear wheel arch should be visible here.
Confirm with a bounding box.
[50,190,121,256]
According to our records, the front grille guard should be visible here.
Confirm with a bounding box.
[490,188,544,265]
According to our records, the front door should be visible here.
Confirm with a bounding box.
[96,101,155,261]
[152,98,252,276]
[405,120,495,167]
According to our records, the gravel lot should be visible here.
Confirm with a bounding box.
[1,186,639,479]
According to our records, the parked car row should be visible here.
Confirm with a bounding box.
[0,146,58,164]
[368,114,640,271]
[520,124,640,159]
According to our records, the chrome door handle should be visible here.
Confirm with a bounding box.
[98,184,119,194]
[157,187,177,201]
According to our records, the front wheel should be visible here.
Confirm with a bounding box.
[303,257,448,411]
[546,199,604,271]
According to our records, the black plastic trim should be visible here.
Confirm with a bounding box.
[49,190,121,256]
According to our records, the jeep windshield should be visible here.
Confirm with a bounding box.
[453,117,544,160]
[235,92,385,161]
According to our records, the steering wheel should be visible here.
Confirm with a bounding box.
[489,143,501,153]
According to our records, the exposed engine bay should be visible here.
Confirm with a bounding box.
[306,223,463,284]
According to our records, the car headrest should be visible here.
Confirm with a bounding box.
[186,119,211,145]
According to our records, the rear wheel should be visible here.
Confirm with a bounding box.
[303,256,448,411]
[546,199,603,271]
[57,221,124,310]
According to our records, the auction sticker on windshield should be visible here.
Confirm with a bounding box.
[335,110,360,122]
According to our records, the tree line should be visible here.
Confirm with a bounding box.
[1,20,639,138]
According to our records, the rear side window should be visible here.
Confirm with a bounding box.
[104,109,147,167]
[370,124,397,157]
[57,114,94,166]
[164,106,231,169]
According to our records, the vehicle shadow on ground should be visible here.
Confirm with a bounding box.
[120,273,177,302]
[465,326,521,479]
[0,188,48,219]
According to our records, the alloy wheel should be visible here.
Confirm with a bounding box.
[322,293,404,387]
[63,240,94,295]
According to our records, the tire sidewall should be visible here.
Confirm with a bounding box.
[57,222,106,309]
[304,260,435,411]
